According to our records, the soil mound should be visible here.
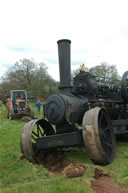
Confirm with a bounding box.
[34,150,87,177]
[91,168,128,193]
[65,164,87,178]
[22,116,33,121]
[35,150,74,173]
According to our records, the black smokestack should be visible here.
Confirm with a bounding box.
[57,39,72,93]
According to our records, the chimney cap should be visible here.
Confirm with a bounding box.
[57,39,71,44]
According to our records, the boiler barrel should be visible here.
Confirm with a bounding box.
[45,94,87,125]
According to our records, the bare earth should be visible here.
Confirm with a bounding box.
[91,168,128,193]
[25,151,128,193]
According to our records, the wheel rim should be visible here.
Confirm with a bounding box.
[9,113,12,120]
[20,119,55,163]
[82,107,116,165]
[97,109,115,162]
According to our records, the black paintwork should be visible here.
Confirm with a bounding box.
[40,39,128,149]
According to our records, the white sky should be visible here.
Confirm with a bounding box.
[0,0,128,81]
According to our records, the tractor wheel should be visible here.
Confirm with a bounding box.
[20,119,55,163]
[6,109,9,119]
[9,112,14,120]
[82,107,116,165]
[8,108,15,120]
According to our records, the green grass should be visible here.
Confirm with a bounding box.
[1,104,128,193]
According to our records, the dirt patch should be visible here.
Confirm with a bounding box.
[65,164,87,178]
[21,116,33,121]
[91,168,128,193]
[35,150,74,173]
[34,150,87,176]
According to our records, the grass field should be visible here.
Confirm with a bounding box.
[1,104,128,193]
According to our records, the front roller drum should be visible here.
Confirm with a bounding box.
[82,107,116,165]
[20,119,55,163]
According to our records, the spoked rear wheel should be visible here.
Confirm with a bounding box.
[82,107,116,165]
[20,119,55,163]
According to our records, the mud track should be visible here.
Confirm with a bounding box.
[22,151,128,192]
[91,168,128,193]
[35,150,87,177]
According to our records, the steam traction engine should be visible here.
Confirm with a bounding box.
[20,40,128,165]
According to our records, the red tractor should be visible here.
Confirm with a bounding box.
[6,90,34,120]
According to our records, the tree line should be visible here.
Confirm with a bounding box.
[72,62,121,86]
[0,58,120,103]
[0,58,59,103]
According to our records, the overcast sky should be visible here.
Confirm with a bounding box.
[0,0,128,81]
